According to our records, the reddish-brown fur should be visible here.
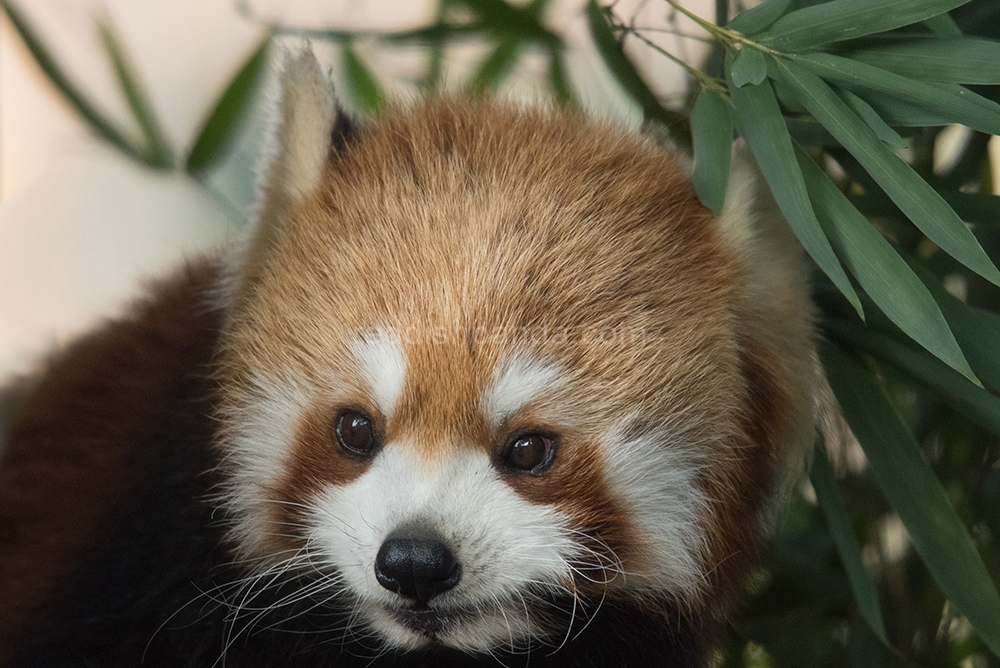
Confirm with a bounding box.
[0,261,221,664]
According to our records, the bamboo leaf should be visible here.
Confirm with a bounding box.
[458,0,558,45]
[795,53,1000,136]
[836,89,903,148]
[942,192,1000,227]
[691,88,732,215]
[923,13,963,36]
[467,39,521,93]
[727,0,793,34]
[822,342,1000,659]
[586,0,690,147]
[909,261,1000,392]
[826,321,1000,435]
[186,36,270,174]
[342,41,385,113]
[760,0,971,52]
[382,22,487,44]
[726,52,861,316]
[810,441,889,645]
[731,47,767,87]
[421,0,452,90]
[0,0,150,164]
[776,57,1000,287]
[795,148,976,382]
[786,117,839,146]
[847,37,1000,85]
[466,0,550,93]
[853,189,1000,227]
[547,45,576,108]
[97,17,172,167]
[864,98,955,127]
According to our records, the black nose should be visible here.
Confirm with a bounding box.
[374,527,461,603]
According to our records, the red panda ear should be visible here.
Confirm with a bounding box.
[255,47,349,217]
[224,47,353,310]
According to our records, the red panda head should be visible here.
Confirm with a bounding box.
[213,49,817,654]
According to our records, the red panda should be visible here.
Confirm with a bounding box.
[0,48,817,667]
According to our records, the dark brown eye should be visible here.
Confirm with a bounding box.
[503,433,556,474]
[335,410,378,457]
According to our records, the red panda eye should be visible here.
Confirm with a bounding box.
[335,410,378,457]
[503,433,556,474]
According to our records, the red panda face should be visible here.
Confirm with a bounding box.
[213,51,817,655]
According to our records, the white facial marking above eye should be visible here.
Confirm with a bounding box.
[481,353,565,428]
[351,330,407,417]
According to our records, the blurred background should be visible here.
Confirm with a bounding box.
[0,0,714,380]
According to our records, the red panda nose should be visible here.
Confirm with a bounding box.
[374,527,462,603]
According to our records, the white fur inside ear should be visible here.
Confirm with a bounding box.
[259,48,338,206]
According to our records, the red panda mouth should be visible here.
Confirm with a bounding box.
[391,602,466,637]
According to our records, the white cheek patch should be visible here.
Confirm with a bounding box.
[481,352,566,428]
[308,446,579,652]
[600,418,710,599]
[215,373,311,559]
[351,330,407,418]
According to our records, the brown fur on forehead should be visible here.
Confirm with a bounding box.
[224,99,744,432]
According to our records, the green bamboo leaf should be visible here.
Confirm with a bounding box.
[847,37,1000,85]
[186,36,270,174]
[810,440,889,645]
[383,22,486,44]
[458,0,558,45]
[342,42,385,113]
[691,88,733,215]
[822,342,1000,659]
[772,75,807,112]
[97,17,172,167]
[585,0,690,147]
[826,320,1000,435]
[795,148,976,382]
[727,0,793,34]
[853,189,1000,227]
[467,39,521,93]
[786,117,839,146]
[933,81,1000,115]
[0,1,149,164]
[942,192,1000,227]
[466,0,548,92]
[864,98,953,127]
[795,53,1000,135]
[547,45,577,108]
[726,52,862,317]
[776,58,1000,287]
[731,47,767,87]
[421,0,451,89]
[836,89,903,148]
[760,0,971,52]
[923,12,963,36]
[909,261,1000,392]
